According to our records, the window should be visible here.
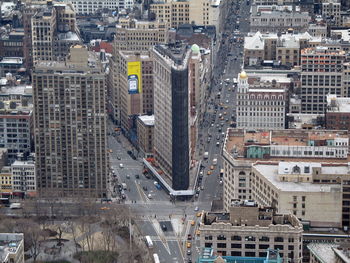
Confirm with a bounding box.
[274,237,284,242]
[217,235,226,240]
[259,236,270,242]
[245,244,255,249]
[245,236,256,241]
[217,243,226,248]
[231,235,241,241]
[231,243,241,248]
[205,242,212,247]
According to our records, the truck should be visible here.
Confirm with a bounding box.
[213,158,218,166]
[204,152,209,159]
[122,183,127,190]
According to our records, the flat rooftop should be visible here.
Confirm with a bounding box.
[307,243,338,263]
[138,115,154,126]
[224,129,350,161]
[253,163,343,192]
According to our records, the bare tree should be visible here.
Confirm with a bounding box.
[66,220,80,254]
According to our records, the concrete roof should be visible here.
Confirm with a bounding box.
[138,115,154,126]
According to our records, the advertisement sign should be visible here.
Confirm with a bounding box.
[127,61,142,94]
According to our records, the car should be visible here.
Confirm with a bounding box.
[135,174,140,179]
[207,170,212,175]
[196,230,201,236]
[148,194,152,199]
[216,142,220,147]
[224,111,227,115]
[188,259,192,263]
[194,206,199,212]
[191,220,195,226]
[162,224,167,231]
[143,186,148,191]
[187,234,192,240]
[121,194,126,199]
[126,175,130,179]
[119,163,124,168]
[186,242,191,248]
[117,156,121,160]
[187,250,192,256]
[210,165,214,170]
[197,212,202,217]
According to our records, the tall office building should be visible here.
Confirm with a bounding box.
[151,44,191,190]
[33,45,108,198]
[300,46,345,114]
[109,17,168,125]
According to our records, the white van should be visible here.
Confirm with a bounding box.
[119,163,124,168]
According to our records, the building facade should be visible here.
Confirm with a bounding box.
[322,0,341,27]
[109,17,168,124]
[68,0,134,15]
[199,201,303,262]
[117,51,154,133]
[33,45,108,198]
[222,129,350,214]
[236,71,287,130]
[326,95,350,131]
[11,160,36,197]
[251,161,350,228]
[137,115,154,157]
[250,5,311,33]
[0,100,32,163]
[300,47,345,114]
[151,44,191,190]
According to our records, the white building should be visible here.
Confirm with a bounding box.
[236,71,286,130]
[68,0,134,15]
[11,160,36,196]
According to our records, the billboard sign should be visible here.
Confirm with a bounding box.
[127,61,142,94]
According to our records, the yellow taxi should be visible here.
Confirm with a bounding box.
[187,242,191,248]
[196,230,201,236]
[109,149,113,153]
[196,212,202,217]
[207,171,212,175]
[223,112,227,115]
[190,220,195,226]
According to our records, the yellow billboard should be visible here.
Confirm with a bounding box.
[127,61,142,94]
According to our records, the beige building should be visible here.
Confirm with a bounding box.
[33,45,108,198]
[222,128,350,220]
[31,1,78,64]
[137,115,154,157]
[301,46,345,114]
[0,233,24,263]
[118,51,154,132]
[109,17,168,125]
[251,161,347,227]
[250,5,311,33]
[150,0,220,29]
[199,201,303,261]
[244,31,311,67]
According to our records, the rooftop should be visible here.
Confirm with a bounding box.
[307,243,347,263]
[224,129,349,161]
[154,42,190,67]
[301,46,345,55]
[0,57,23,65]
[138,115,155,126]
[327,95,350,113]
[0,233,23,262]
[253,162,345,192]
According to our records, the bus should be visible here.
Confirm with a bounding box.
[153,254,160,263]
[145,236,153,248]
[0,197,10,207]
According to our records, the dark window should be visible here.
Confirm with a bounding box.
[259,244,270,250]
[217,243,226,248]
[231,243,241,248]
[245,252,256,257]
[288,245,294,250]
[259,236,270,242]
[245,244,256,249]
[275,237,284,242]
[275,245,284,250]
[217,235,226,240]
[231,251,241,256]
[245,236,256,241]
[231,235,241,241]
[205,243,212,248]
